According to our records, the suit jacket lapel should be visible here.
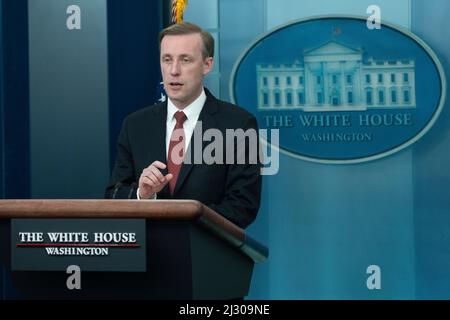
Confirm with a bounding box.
[173,92,219,197]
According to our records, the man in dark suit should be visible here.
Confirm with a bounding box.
[105,22,261,228]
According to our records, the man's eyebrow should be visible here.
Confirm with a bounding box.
[161,53,193,58]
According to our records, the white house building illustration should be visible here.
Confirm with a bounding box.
[256,41,416,111]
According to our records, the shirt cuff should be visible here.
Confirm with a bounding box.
[136,187,157,200]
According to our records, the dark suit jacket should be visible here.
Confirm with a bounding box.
[105,89,261,228]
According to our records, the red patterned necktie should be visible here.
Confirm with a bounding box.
[167,111,187,195]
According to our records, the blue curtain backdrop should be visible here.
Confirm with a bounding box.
[0,0,30,200]
[0,0,4,199]
[107,0,163,169]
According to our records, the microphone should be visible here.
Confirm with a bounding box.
[111,182,122,199]
[128,182,138,199]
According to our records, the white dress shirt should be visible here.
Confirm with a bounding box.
[165,89,206,157]
[137,89,206,199]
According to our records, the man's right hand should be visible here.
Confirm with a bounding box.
[138,161,173,199]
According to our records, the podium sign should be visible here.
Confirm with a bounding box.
[11,219,146,272]
[1,200,268,299]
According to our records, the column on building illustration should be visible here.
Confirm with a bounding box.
[322,62,328,106]
[355,61,363,105]
[340,61,346,106]
[297,70,306,107]
[305,64,313,106]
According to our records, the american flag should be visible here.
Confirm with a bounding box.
[171,0,188,24]
[156,81,167,103]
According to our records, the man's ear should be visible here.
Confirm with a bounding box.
[203,57,214,75]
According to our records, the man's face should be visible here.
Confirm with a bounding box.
[160,33,213,109]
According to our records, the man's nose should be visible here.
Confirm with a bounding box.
[170,60,181,75]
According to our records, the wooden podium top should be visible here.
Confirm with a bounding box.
[0,199,268,262]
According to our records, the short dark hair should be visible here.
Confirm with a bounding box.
[159,22,214,59]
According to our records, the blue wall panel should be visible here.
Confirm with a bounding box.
[411,0,450,299]
[219,0,420,299]
[28,0,110,199]
[219,0,268,298]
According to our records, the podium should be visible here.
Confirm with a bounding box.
[0,200,268,300]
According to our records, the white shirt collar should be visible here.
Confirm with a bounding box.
[167,88,206,123]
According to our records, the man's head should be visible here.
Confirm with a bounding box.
[159,22,214,109]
